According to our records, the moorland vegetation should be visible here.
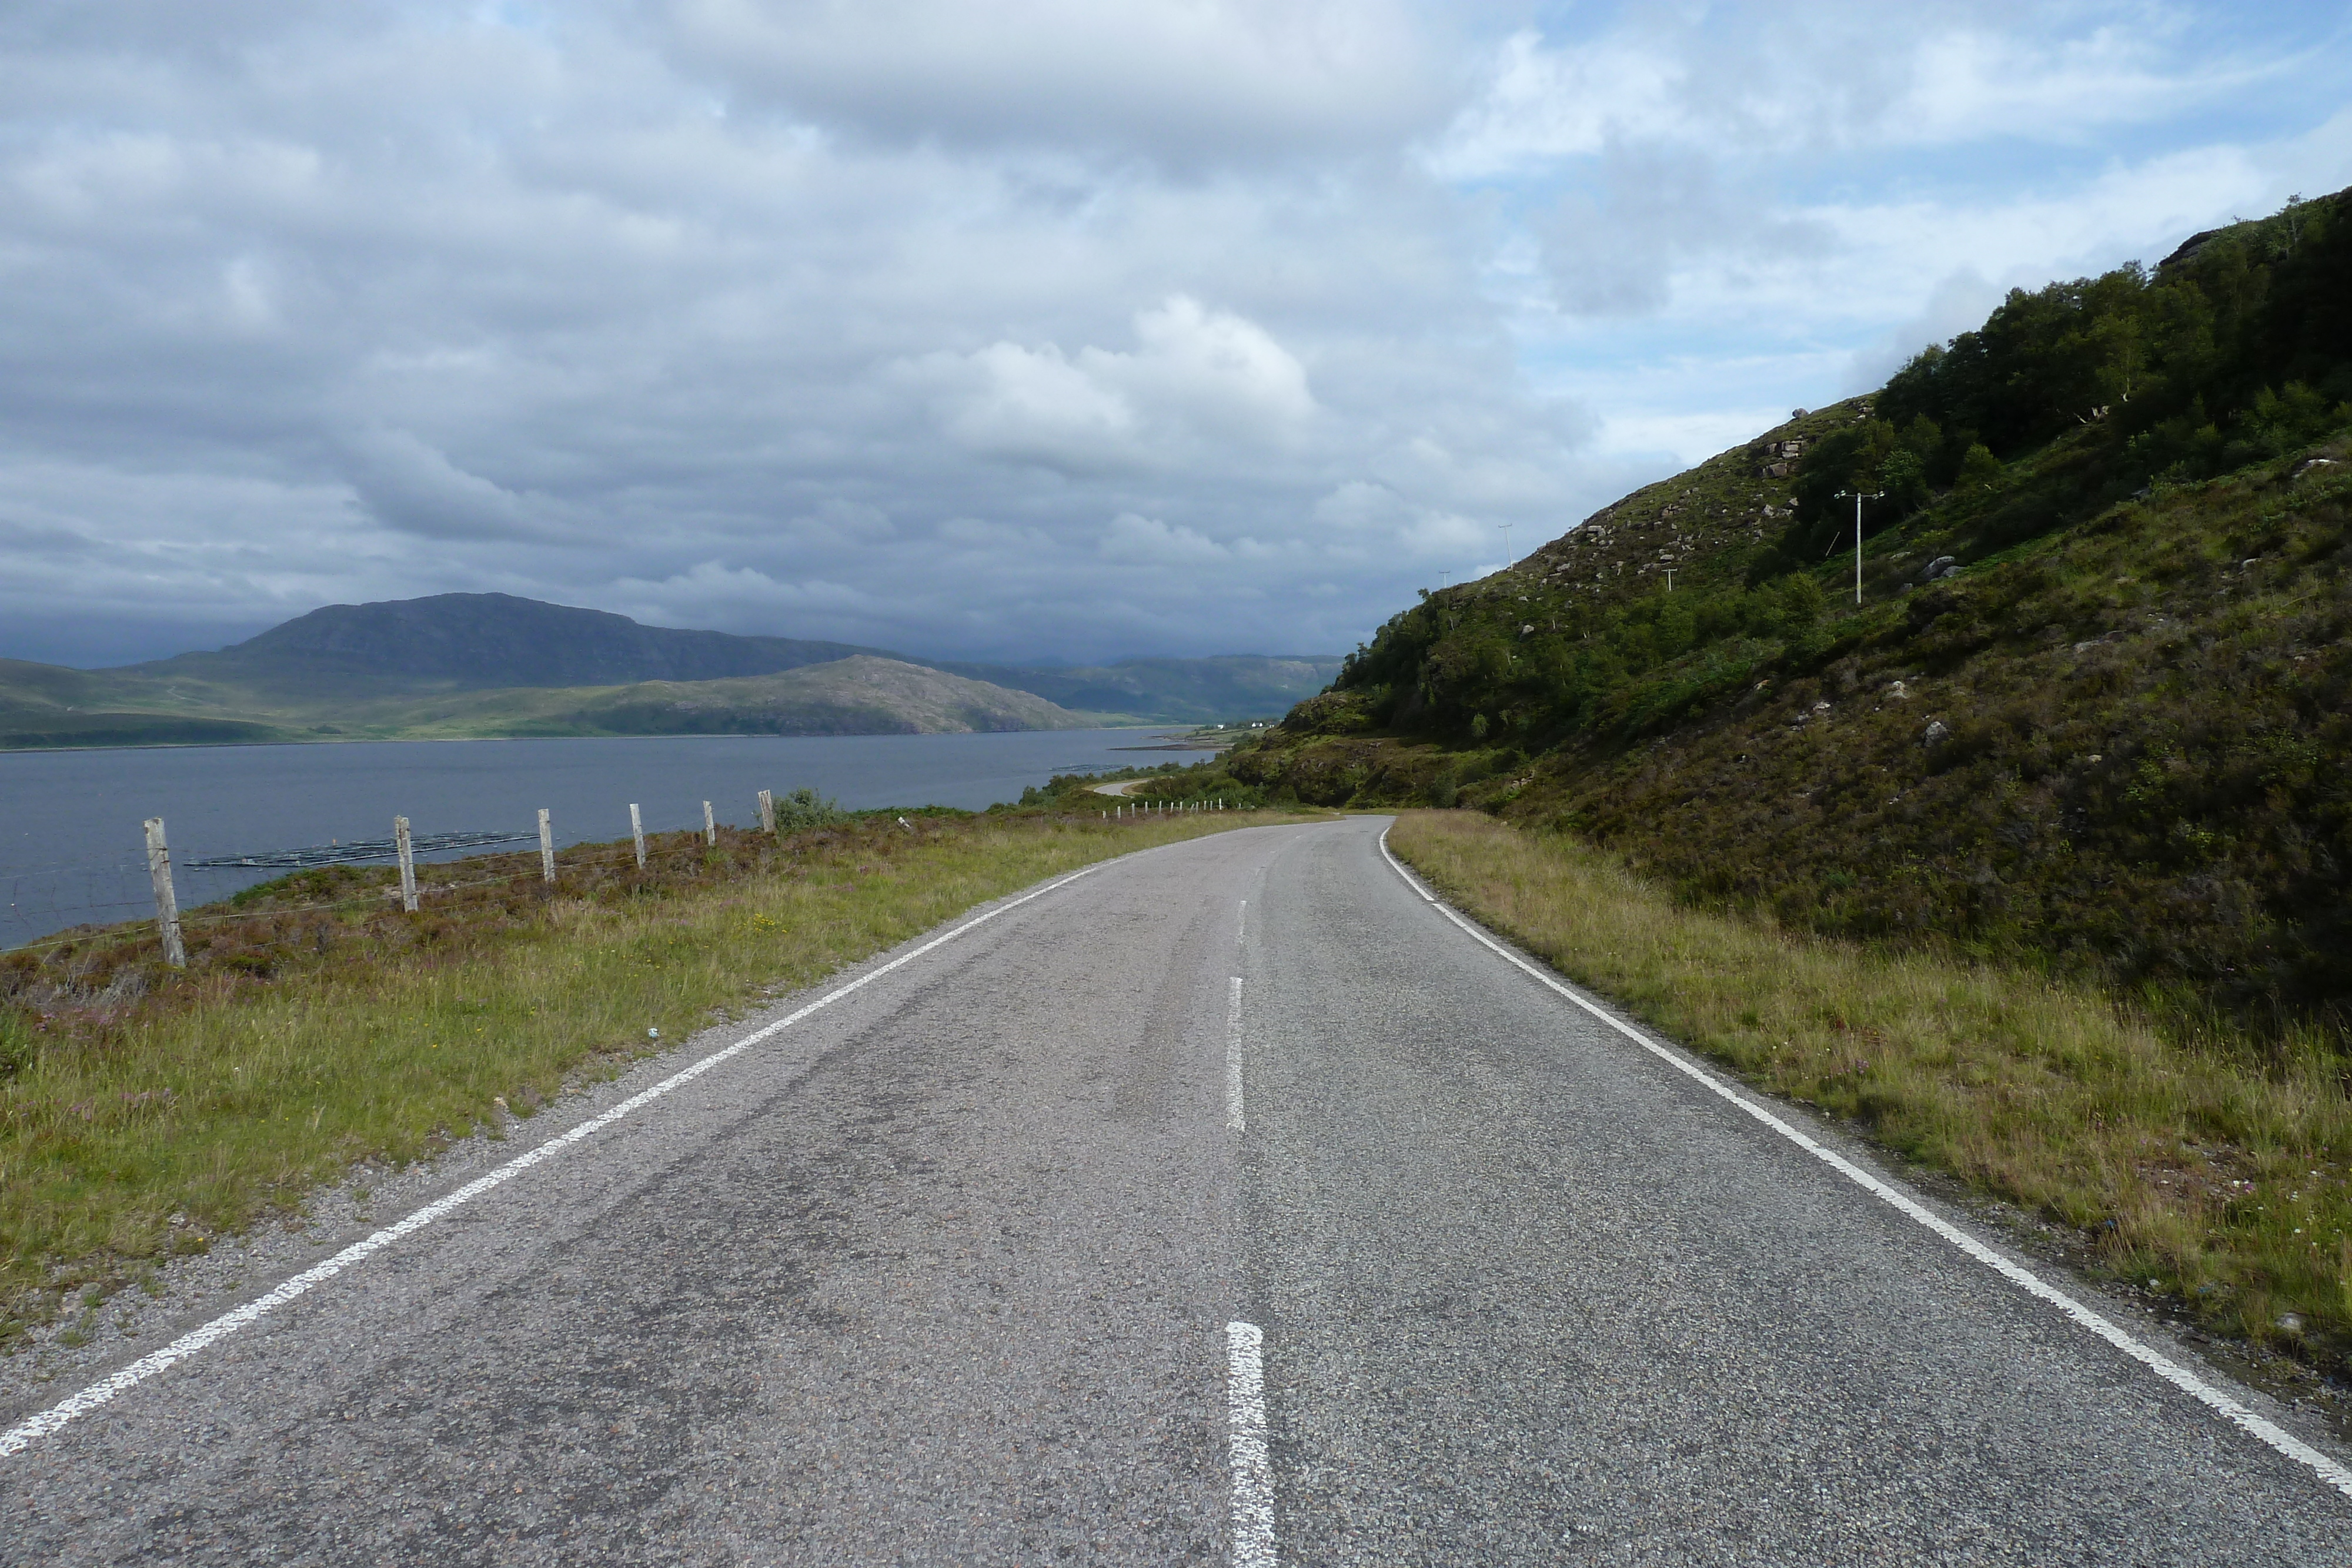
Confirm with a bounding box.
[1097,190,2352,1386]
[1237,188,2352,1039]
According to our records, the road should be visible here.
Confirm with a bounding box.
[4,815,2347,1563]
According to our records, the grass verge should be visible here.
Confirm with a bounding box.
[1387,809,2351,1380]
[1,806,1305,1346]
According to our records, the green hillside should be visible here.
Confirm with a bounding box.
[0,655,1094,746]
[933,654,1342,724]
[127,592,887,699]
[1231,188,2352,1035]
[332,656,1096,737]
[0,593,1336,745]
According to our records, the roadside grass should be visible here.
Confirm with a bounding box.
[1387,809,2352,1376]
[0,805,1302,1347]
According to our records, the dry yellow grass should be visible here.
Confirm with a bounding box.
[1387,809,2352,1368]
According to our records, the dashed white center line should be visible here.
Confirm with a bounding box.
[1225,975,1246,1133]
[1225,1320,1277,1566]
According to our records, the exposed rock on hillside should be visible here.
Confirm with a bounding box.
[1230,187,2352,1032]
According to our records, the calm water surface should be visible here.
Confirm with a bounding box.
[0,730,1177,951]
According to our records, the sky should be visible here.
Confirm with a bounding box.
[2,2,2348,668]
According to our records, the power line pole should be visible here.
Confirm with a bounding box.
[1834,489,1885,604]
[1497,521,1512,571]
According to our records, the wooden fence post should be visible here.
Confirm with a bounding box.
[757,788,775,834]
[395,816,418,912]
[538,808,555,884]
[142,817,186,969]
[703,800,716,847]
[630,804,646,870]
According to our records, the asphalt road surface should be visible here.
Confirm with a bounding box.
[5,815,2348,1564]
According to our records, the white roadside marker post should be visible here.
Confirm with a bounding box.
[702,800,716,847]
[142,817,185,969]
[537,808,555,884]
[630,804,646,870]
[394,816,418,912]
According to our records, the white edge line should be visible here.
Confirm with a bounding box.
[1226,1319,1277,1567]
[1375,824,2352,1504]
[1,857,1116,1459]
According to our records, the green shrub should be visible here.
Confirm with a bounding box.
[771,786,847,832]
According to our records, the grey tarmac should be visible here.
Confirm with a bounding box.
[3,815,2347,1564]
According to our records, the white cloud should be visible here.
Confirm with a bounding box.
[935,516,1053,551]
[1896,21,2264,147]
[1428,4,2301,179]
[1098,511,1230,564]
[918,341,1142,472]
[903,295,1316,472]
[1311,480,1487,557]
[1125,296,1317,436]
[612,561,878,628]
[0,1,2343,669]
[1425,30,1690,178]
[1537,142,1835,317]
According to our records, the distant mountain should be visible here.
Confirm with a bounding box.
[105,593,1338,723]
[0,591,1338,747]
[935,655,1343,725]
[126,593,887,697]
[0,654,1088,747]
[379,657,1093,738]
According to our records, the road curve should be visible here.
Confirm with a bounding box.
[3,815,2346,1564]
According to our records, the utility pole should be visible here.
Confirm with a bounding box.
[1497,521,1512,571]
[1834,489,1885,604]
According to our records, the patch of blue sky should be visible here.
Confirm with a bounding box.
[1433,0,2352,470]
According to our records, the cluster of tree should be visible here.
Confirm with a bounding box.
[1333,570,1832,751]
[1326,189,2352,754]
[1772,190,2351,563]
[1886,192,2352,459]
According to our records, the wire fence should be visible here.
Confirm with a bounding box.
[2,801,730,959]
[3,788,1235,961]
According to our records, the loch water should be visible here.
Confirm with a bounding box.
[0,729,1177,951]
